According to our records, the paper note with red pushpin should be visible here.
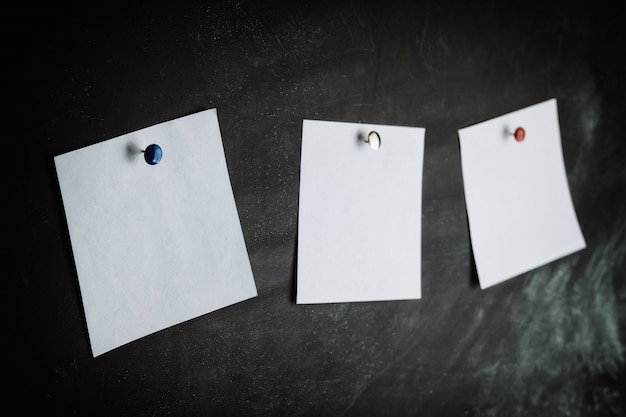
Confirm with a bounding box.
[458,98,586,289]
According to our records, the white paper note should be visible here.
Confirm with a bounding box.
[458,99,585,289]
[297,119,425,304]
[55,109,257,356]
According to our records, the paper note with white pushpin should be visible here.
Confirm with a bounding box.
[297,119,425,304]
[54,109,257,356]
[458,98,586,289]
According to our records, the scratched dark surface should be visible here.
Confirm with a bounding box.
[8,0,626,415]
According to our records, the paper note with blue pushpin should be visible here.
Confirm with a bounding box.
[54,109,257,356]
[458,99,586,289]
[297,119,425,304]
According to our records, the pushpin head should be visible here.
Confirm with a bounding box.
[514,127,525,142]
[366,131,381,150]
[144,144,163,165]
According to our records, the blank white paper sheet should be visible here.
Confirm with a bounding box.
[458,99,586,289]
[55,109,257,357]
[297,119,425,304]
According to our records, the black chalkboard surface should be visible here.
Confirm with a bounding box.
[9,0,626,415]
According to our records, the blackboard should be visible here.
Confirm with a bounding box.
[8,0,626,415]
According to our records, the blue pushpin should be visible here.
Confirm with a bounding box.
[143,144,163,165]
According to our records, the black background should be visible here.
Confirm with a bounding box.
[8,0,626,415]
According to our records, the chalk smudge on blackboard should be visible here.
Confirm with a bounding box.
[472,215,625,416]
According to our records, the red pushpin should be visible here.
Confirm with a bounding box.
[513,127,525,142]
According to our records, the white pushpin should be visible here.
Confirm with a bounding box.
[364,131,381,150]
